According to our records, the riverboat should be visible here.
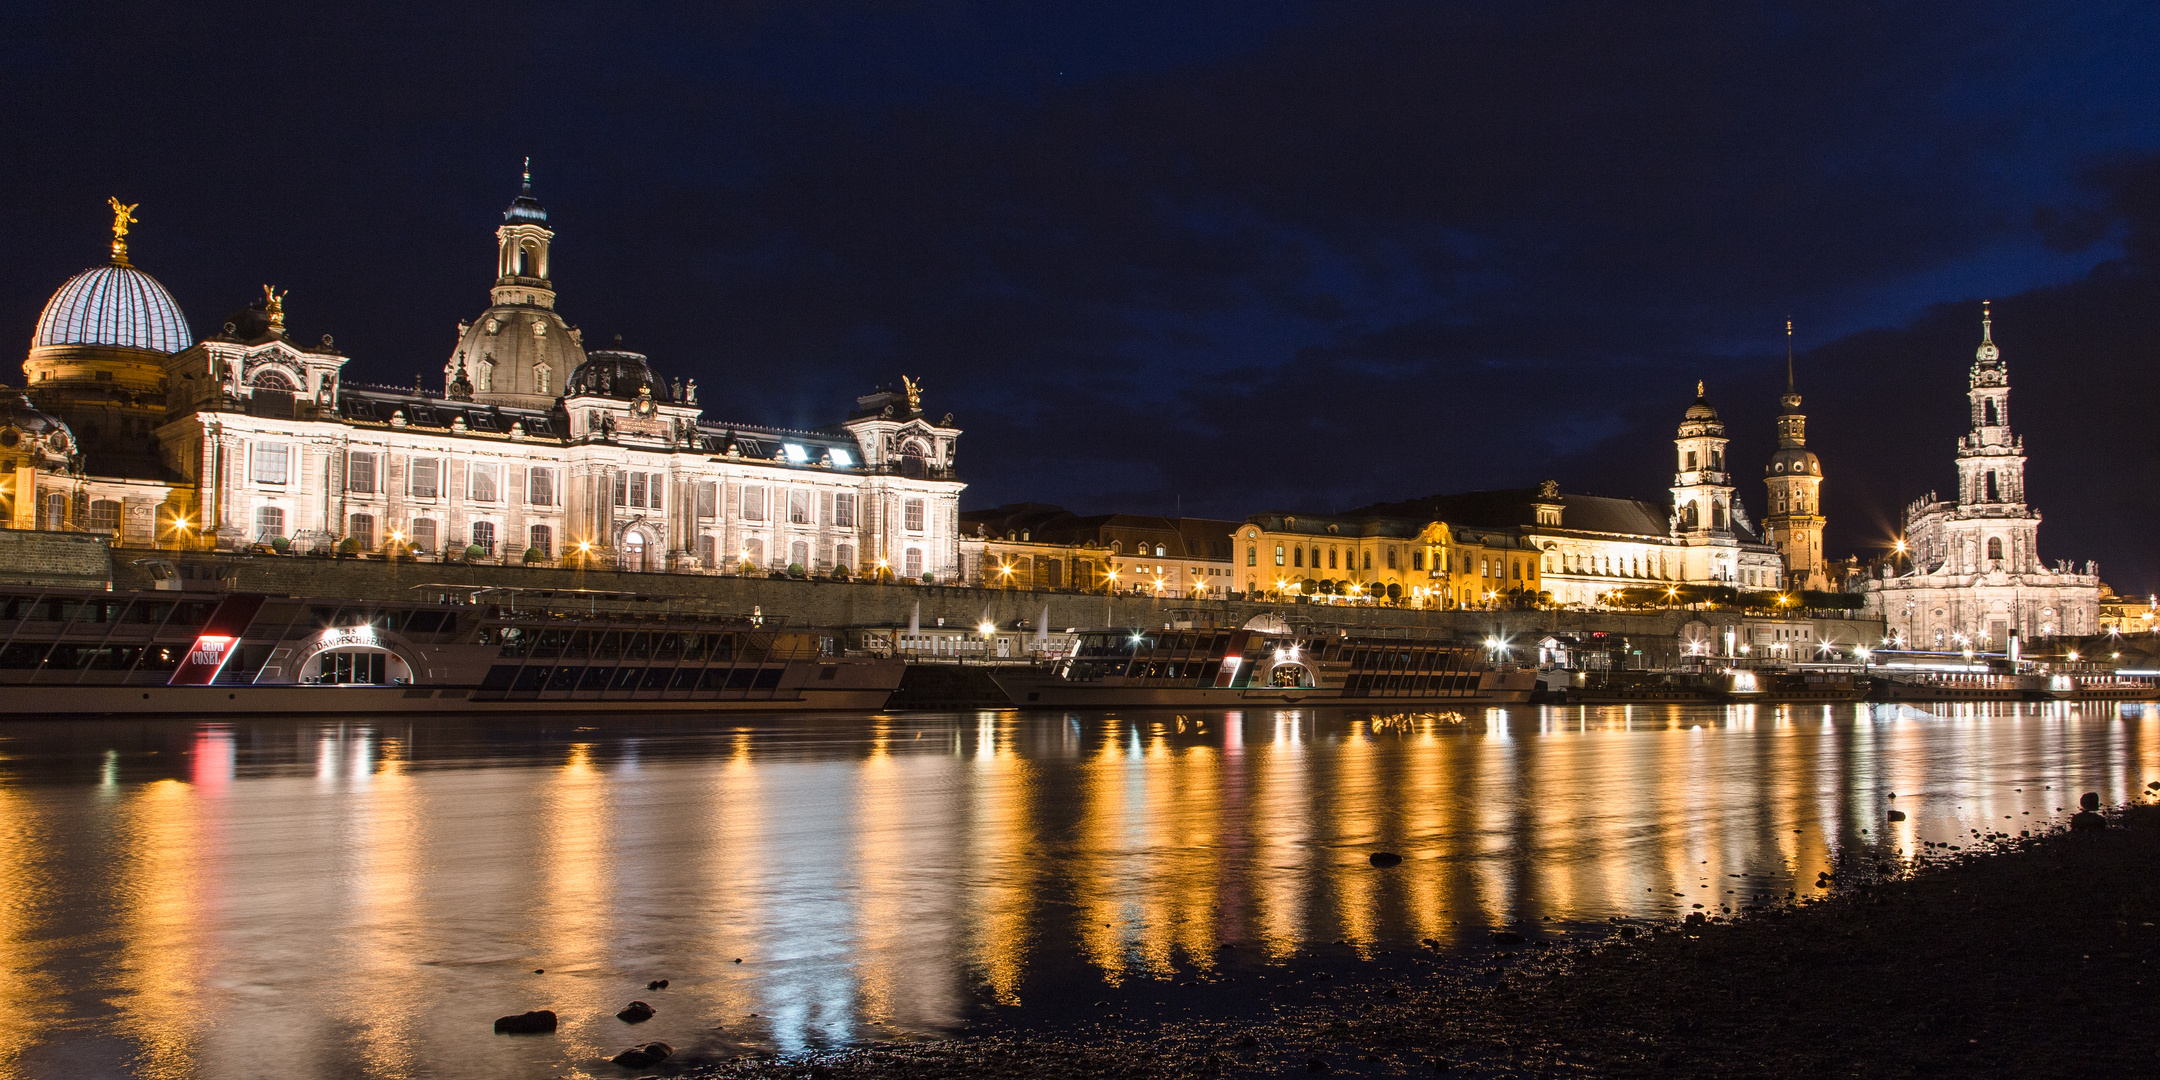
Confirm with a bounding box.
[988,615,1537,708]
[1544,662,1867,705]
[2035,661,2160,701]
[0,586,904,716]
[1865,651,2039,701]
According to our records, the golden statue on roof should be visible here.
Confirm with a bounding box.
[107,197,139,267]
[262,285,287,333]
[901,374,922,413]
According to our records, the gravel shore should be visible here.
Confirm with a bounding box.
[687,798,2160,1079]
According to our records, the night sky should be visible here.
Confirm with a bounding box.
[5,3,2157,590]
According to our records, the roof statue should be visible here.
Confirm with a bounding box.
[902,375,922,413]
[106,197,139,267]
[1696,379,1704,398]
[261,285,287,334]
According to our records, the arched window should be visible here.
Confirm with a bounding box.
[349,513,375,550]
[1987,537,2004,561]
[1274,543,1284,566]
[621,529,647,571]
[476,359,493,393]
[1247,546,1257,567]
[904,547,924,579]
[534,362,550,395]
[743,537,764,568]
[697,534,716,567]
[1683,501,1699,529]
[1293,547,1304,568]
[251,370,296,391]
[41,492,68,529]
[1984,472,1999,502]
[1984,398,1998,426]
[790,540,809,569]
[470,520,496,555]
[1711,500,1727,529]
[529,524,552,557]
[1154,543,1166,557]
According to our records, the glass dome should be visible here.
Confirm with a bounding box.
[34,265,193,353]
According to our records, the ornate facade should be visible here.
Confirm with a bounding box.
[13,177,967,579]
[1866,306,2099,645]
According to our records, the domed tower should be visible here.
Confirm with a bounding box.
[23,198,192,460]
[1670,381,1732,537]
[1763,322,1826,591]
[442,161,587,408]
[0,395,82,530]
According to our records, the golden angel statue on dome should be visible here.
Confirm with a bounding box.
[901,375,922,413]
[107,197,140,266]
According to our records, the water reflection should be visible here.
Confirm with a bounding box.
[0,702,2154,1077]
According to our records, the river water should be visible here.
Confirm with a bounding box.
[1,702,2155,1079]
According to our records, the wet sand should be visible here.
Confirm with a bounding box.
[689,797,2160,1079]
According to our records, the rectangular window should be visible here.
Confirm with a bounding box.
[529,524,552,557]
[1293,548,1304,568]
[904,548,924,579]
[252,444,290,485]
[1328,549,1337,569]
[648,474,662,511]
[629,472,647,508]
[1364,552,1373,570]
[1387,548,1398,570]
[695,482,717,518]
[1247,546,1257,567]
[470,520,496,555]
[1686,450,1698,471]
[409,457,439,499]
[349,513,375,550]
[613,472,628,507]
[789,489,811,525]
[834,493,856,528]
[410,518,437,553]
[469,464,498,502]
[742,486,766,521]
[1412,550,1424,571]
[744,538,764,566]
[347,451,377,494]
[903,498,925,532]
[836,543,855,571]
[255,505,285,540]
[527,468,554,507]
[697,534,716,566]
[1275,544,1285,566]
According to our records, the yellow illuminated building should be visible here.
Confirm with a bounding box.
[1229,514,1542,608]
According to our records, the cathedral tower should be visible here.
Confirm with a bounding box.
[1763,321,1826,591]
[443,161,587,409]
[1957,302,2025,512]
[1670,381,1732,537]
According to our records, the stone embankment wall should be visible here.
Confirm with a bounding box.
[0,529,113,588]
[93,549,1884,658]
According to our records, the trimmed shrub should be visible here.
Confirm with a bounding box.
[787,562,807,578]
[269,535,290,553]
[464,544,486,562]
[523,547,547,565]
[337,537,361,556]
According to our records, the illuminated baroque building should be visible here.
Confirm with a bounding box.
[1229,388,1785,607]
[1866,305,2098,645]
[12,176,966,578]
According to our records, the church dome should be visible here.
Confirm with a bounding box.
[1683,394,1720,422]
[0,394,78,466]
[504,163,547,225]
[1766,446,1821,476]
[568,348,664,400]
[34,265,193,353]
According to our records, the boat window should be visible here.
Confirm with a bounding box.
[578,667,615,691]
[621,633,652,660]
[611,668,644,690]
[0,643,51,668]
[653,633,683,661]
